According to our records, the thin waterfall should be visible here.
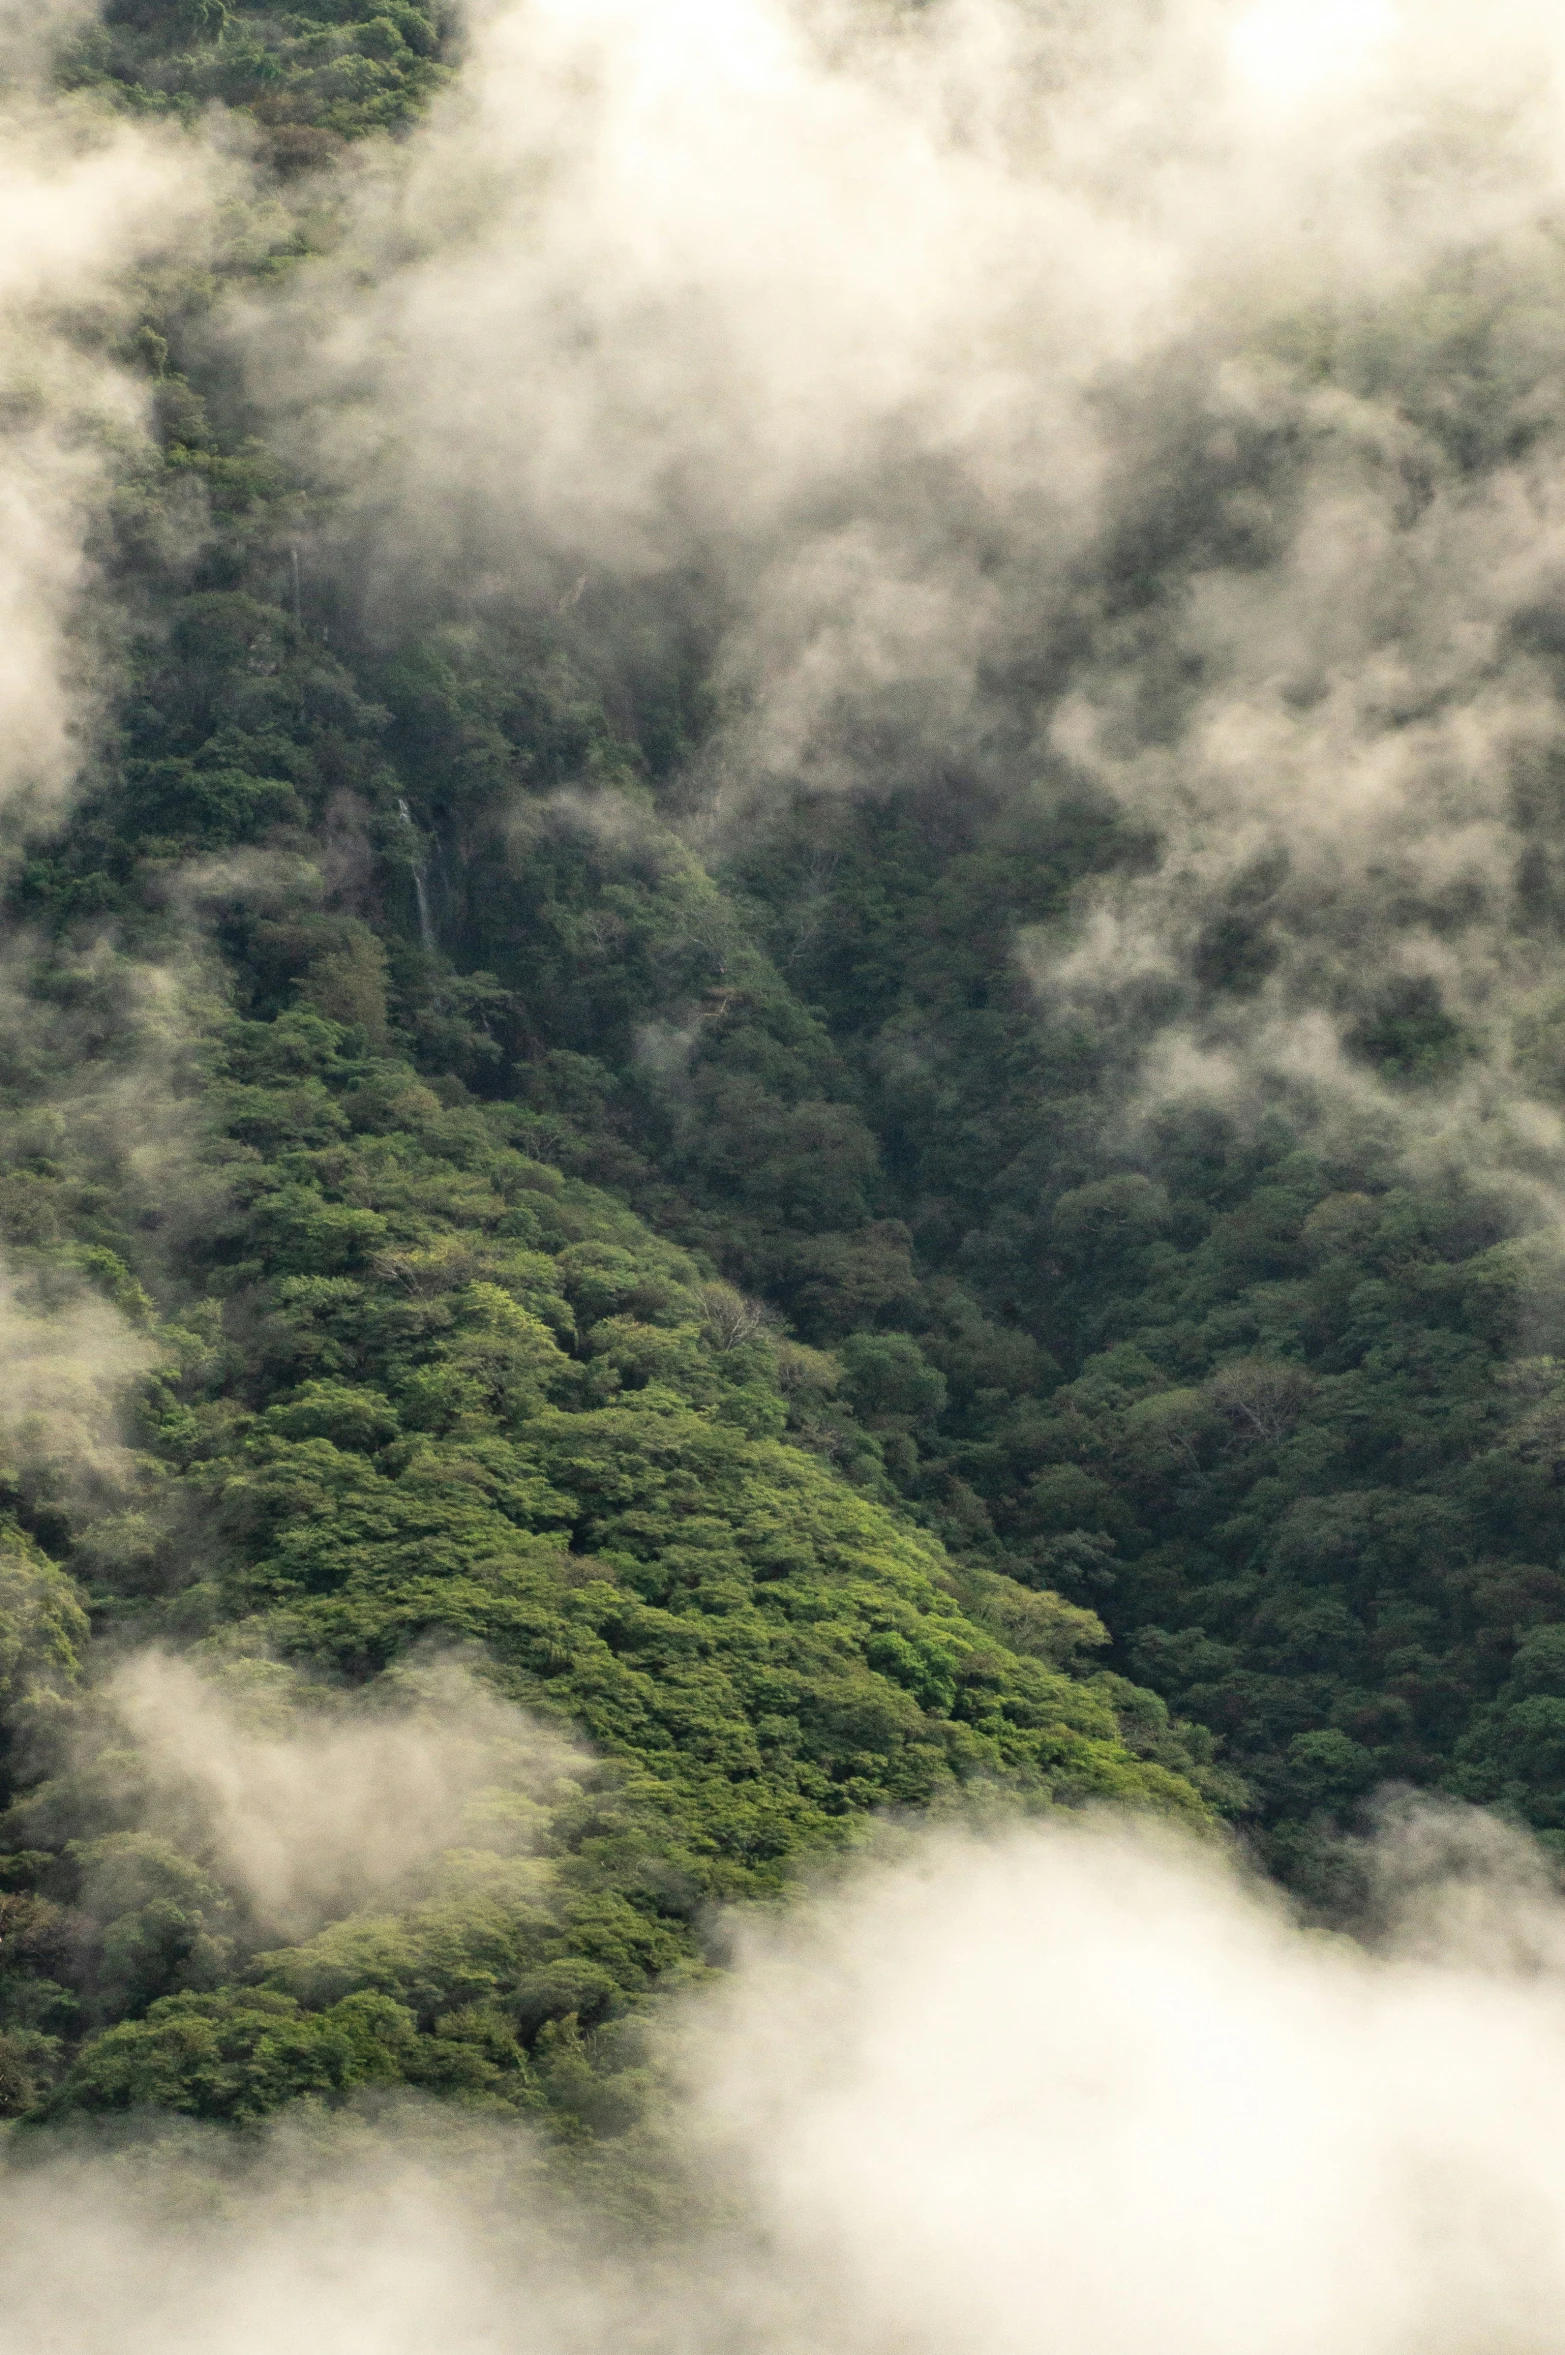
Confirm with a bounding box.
[397,798,435,950]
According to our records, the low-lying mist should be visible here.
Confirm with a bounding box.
[10,1806,1565,2355]
[102,1651,584,1938]
[0,81,219,842]
[12,0,1565,1209]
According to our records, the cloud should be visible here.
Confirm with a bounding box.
[690,1813,1565,2355]
[0,63,220,842]
[0,1252,155,1501]
[10,1809,1565,2350]
[0,931,231,1514]
[101,1650,587,1938]
[0,0,101,89]
[230,0,1565,1206]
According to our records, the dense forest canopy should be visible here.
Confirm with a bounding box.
[3,0,1565,2165]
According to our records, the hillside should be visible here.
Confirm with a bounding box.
[0,0,1220,2137]
[4,0,1565,2142]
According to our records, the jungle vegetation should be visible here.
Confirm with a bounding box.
[2,0,1564,2142]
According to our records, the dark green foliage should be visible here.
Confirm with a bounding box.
[9,0,1565,2146]
[138,1016,1176,1851]
[61,0,450,157]
[49,1987,433,2122]
[0,535,1203,2133]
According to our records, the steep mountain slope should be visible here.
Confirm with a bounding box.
[0,0,1213,2135]
[7,0,1565,2138]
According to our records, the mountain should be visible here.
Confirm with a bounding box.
[4,0,1565,2140]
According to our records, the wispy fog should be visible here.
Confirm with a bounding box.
[103,1651,585,1937]
[232,0,1565,1207]
[0,94,217,838]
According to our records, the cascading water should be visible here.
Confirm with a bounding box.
[397,797,436,950]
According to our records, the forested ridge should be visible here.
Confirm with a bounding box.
[4,0,1565,2147]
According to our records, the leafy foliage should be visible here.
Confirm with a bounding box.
[9,0,1565,2139]
[61,0,450,159]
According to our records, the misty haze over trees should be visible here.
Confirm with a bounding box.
[7,0,1565,2269]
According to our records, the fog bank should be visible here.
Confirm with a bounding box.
[12,1811,1565,2353]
